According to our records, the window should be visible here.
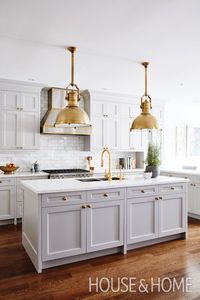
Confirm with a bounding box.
[175,125,200,158]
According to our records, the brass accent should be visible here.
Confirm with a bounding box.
[62,196,68,201]
[184,177,188,179]
[82,205,86,209]
[141,190,145,193]
[130,62,159,130]
[103,193,108,197]
[170,187,175,190]
[55,46,91,128]
[86,204,92,208]
[155,197,159,200]
[159,196,163,200]
[0,181,2,183]
[194,184,196,187]
[101,147,112,181]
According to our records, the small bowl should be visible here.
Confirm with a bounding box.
[0,166,19,174]
[143,172,152,179]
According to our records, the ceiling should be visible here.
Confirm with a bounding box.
[0,0,199,102]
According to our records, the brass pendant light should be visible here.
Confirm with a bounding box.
[130,62,159,130]
[55,47,91,128]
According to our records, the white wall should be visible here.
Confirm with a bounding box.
[163,103,200,168]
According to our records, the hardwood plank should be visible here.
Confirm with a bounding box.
[0,219,200,299]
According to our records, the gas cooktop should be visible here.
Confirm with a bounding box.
[42,169,91,179]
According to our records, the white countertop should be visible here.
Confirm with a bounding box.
[21,175,189,194]
[161,169,200,176]
[0,171,48,178]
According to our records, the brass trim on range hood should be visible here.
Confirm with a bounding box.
[130,62,159,130]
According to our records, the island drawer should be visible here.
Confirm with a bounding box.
[159,183,186,195]
[127,185,158,198]
[42,191,86,207]
[87,188,125,202]
[0,178,15,186]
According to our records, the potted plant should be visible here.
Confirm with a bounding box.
[145,142,161,178]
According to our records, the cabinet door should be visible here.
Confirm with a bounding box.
[105,117,118,149]
[127,197,158,244]
[16,201,23,218]
[20,112,39,149]
[0,91,20,110]
[159,194,186,237]
[119,118,131,150]
[91,117,104,149]
[42,204,87,261]
[0,110,20,149]
[193,183,200,215]
[0,186,15,220]
[87,200,123,252]
[21,93,39,112]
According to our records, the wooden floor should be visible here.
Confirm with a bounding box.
[1,219,200,299]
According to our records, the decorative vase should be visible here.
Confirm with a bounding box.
[145,166,160,178]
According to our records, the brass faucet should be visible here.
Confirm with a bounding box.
[101,147,112,181]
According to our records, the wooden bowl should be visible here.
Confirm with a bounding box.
[0,166,19,174]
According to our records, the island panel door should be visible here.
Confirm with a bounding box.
[87,200,124,252]
[127,196,159,244]
[159,194,186,237]
[42,204,87,261]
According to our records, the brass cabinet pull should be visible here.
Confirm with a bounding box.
[104,193,108,197]
[0,181,2,183]
[170,187,175,190]
[155,197,159,200]
[87,204,92,208]
[159,197,163,200]
[194,184,196,187]
[82,205,86,209]
[190,183,193,186]
[62,196,68,201]
[141,190,145,193]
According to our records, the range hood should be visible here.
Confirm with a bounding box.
[41,88,92,135]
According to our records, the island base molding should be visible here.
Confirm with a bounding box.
[23,230,186,273]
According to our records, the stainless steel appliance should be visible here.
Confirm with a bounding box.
[43,169,91,179]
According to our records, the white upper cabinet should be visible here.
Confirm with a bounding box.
[21,93,39,112]
[0,110,21,149]
[0,80,42,150]
[21,111,39,149]
[92,100,118,150]
[0,91,21,110]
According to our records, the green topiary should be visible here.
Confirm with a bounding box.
[145,142,161,167]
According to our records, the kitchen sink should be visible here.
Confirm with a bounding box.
[77,177,122,182]
[77,178,101,182]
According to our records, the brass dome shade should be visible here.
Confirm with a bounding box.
[130,62,159,130]
[55,47,91,128]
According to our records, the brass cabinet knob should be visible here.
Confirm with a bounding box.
[62,196,68,201]
[141,190,145,193]
[0,181,2,183]
[82,205,86,209]
[194,184,196,187]
[159,196,163,200]
[104,193,108,197]
[190,183,193,186]
[87,204,92,208]
[20,108,23,111]
[155,197,159,200]
[170,187,175,190]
